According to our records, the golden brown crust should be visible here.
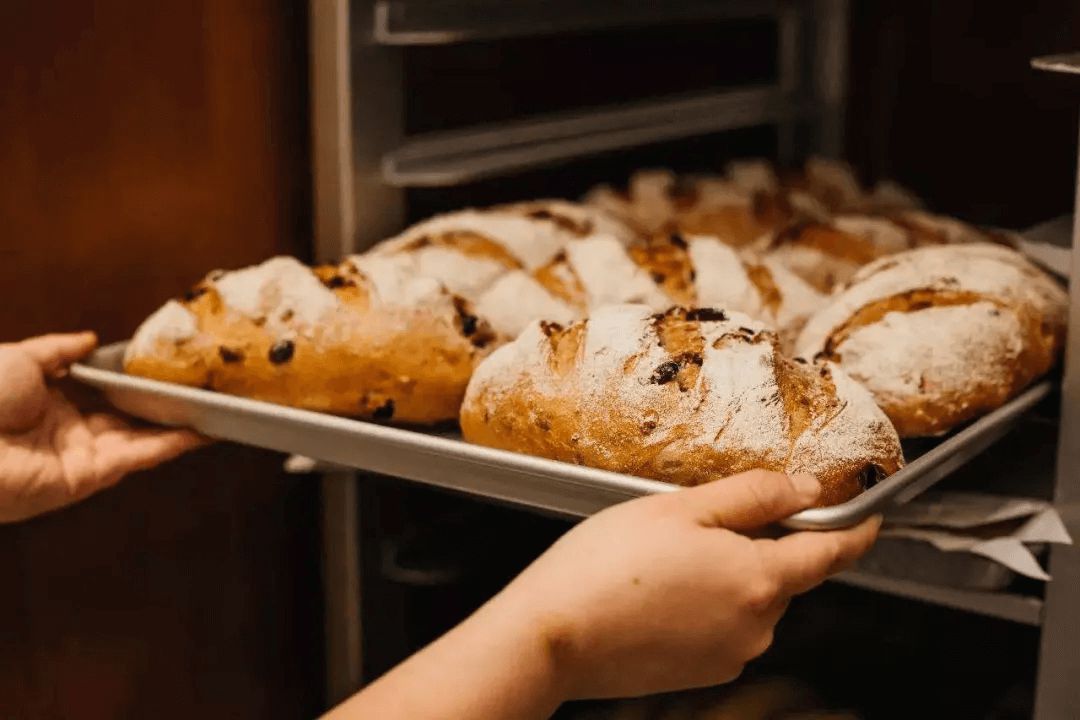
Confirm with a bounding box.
[399,231,523,270]
[760,222,892,293]
[795,244,1068,437]
[124,259,495,425]
[674,192,798,248]
[628,234,697,305]
[462,305,903,506]
[744,262,783,317]
[533,252,588,311]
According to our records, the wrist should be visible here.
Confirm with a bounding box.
[477,588,576,711]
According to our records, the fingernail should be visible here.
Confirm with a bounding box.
[790,473,821,499]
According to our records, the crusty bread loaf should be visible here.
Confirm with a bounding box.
[461,304,904,505]
[473,232,826,343]
[584,158,923,251]
[754,209,1008,293]
[756,215,938,293]
[361,199,639,302]
[768,156,923,216]
[124,256,496,424]
[795,243,1068,437]
[585,167,828,248]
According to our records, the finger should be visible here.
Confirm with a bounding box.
[88,413,211,446]
[0,346,49,433]
[758,515,882,597]
[19,332,98,376]
[92,427,206,479]
[673,471,821,531]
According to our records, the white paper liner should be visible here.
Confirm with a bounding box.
[883,492,1072,581]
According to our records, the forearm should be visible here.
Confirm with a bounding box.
[325,593,566,720]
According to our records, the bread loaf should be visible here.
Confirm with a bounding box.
[475,233,826,343]
[359,199,639,302]
[124,256,496,424]
[584,159,923,250]
[756,215,935,293]
[795,243,1068,437]
[461,304,904,505]
[586,168,828,248]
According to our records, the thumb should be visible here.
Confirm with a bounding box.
[18,332,98,376]
[673,470,821,531]
[0,346,49,433]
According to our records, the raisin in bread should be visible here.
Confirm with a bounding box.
[124,256,495,424]
[461,304,904,505]
[795,243,1068,437]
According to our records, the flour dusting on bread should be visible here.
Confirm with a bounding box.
[212,256,340,337]
[462,304,903,504]
[126,300,199,360]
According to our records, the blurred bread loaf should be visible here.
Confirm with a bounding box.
[359,199,639,302]
[473,232,826,343]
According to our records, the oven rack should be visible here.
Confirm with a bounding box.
[320,0,847,220]
[382,86,802,186]
[372,0,780,46]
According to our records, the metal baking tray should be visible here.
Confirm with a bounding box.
[71,343,1053,530]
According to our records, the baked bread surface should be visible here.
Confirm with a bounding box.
[463,231,826,344]
[461,304,904,505]
[795,243,1068,437]
[361,199,639,302]
[124,256,496,424]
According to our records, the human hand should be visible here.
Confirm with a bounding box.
[0,332,204,523]
[330,470,879,720]
[493,470,879,701]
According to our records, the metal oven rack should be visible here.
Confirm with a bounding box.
[308,2,1080,715]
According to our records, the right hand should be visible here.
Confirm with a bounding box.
[0,332,205,523]
[490,470,880,701]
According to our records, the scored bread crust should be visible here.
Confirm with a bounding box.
[584,167,829,247]
[124,256,496,424]
[756,214,943,293]
[515,233,826,347]
[464,232,827,345]
[361,199,639,302]
[461,304,904,506]
[584,158,925,250]
[795,243,1068,437]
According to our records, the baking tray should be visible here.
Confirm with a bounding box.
[70,342,1053,530]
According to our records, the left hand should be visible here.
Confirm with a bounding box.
[0,332,204,523]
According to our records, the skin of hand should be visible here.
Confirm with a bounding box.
[0,332,204,523]
[328,470,880,720]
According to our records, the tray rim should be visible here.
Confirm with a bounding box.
[71,342,1054,530]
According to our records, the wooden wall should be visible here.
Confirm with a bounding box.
[0,2,323,717]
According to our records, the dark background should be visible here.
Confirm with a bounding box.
[1,1,1079,717]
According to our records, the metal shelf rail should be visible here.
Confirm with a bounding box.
[373,0,779,46]
[834,571,1044,627]
[382,86,800,186]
